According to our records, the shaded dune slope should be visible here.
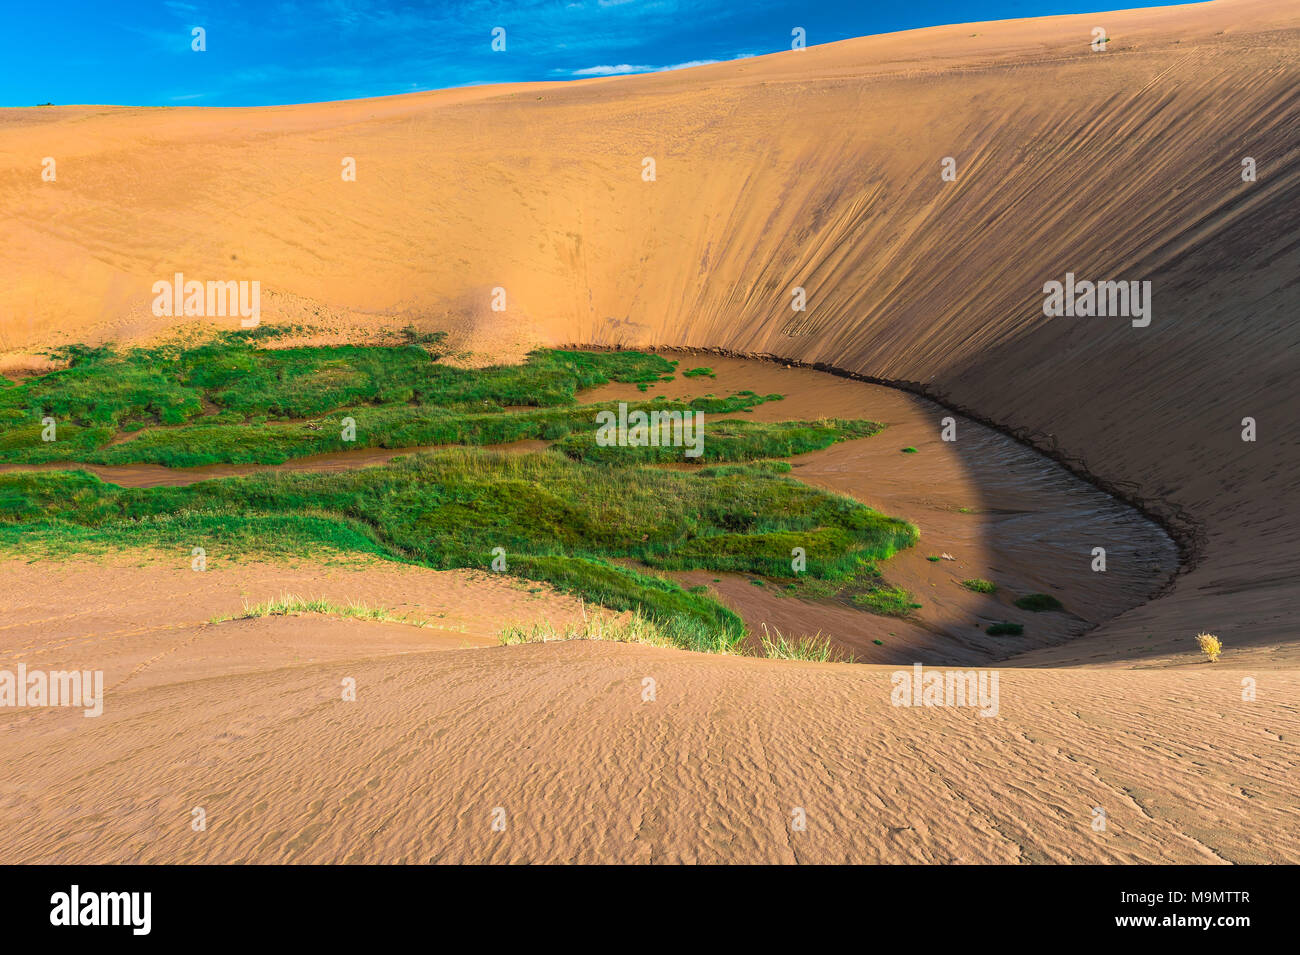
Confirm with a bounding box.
[0,0,1296,655]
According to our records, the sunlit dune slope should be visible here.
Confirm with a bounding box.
[3,640,1297,864]
[0,0,1297,652]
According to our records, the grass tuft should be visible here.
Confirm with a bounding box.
[499,606,736,655]
[759,623,842,662]
[1014,592,1063,612]
[1196,632,1222,662]
[986,622,1023,636]
[211,593,431,627]
[852,585,921,617]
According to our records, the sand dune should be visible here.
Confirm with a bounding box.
[3,637,1296,864]
[2,0,1295,651]
[3,556,1294,863]
[0,0,1297,863]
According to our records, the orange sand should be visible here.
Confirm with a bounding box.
[0,0,1296,863]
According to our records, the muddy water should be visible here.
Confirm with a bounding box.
[1,356,1176,665]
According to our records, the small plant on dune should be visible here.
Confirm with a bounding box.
[852,585,921,617]
[397,325,447,349]
[1014,592,1063,612]
[682,366,715,379]
[962,578,996,594]
[986,622,1023,636]
[901,446,918,454]
[1196,632,1223,662]
[211,593,431,628]
[498,608,731,653]
[760,623,840,662]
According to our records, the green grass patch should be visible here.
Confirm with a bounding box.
[986,622,1024,636]
[961,577,997,594]
[852,585,922,617]
[0,340,914,656]
[0,339,683,464]
[0,445,914,654]
[554,416,880,466]
[1014,592,1064,612]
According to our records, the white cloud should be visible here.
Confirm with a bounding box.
[571,64,653,76]
[568,57,746,78]
[658,59,721,71]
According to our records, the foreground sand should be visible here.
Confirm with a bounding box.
[2,631,1295,864]
[1,558,1295,864]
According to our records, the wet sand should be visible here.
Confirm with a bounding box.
[587,356,1178,663]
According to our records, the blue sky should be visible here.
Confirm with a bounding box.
[3,0,1178,107]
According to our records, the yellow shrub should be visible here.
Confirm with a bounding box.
[1196,632,1222,662]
